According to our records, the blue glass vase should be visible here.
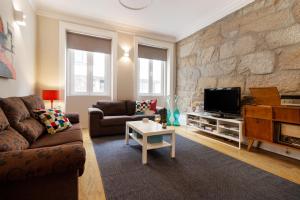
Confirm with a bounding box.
[173,96,180,126]
[166,96,172,126]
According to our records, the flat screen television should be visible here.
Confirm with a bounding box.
[204,87,241,116]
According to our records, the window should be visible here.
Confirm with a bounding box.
[138,58,165,96]
[66,32,111,96]
[68,49,110,95]
[138,44,167,96]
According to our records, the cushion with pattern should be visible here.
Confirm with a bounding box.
[34,109,72,134]
[135,99,157,114]
[135,100,151,113]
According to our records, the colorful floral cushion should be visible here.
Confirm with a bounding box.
[135,99,157,114]
[34,109,72,134]
[136,100,150,113]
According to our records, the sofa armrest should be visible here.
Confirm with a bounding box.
[0,144,86,182]
[88,107,104,120]
[65,112,80,124]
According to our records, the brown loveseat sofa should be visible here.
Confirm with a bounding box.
[0,95,86,200]
[88,100,159,137]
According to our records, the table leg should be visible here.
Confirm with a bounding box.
[142,135,147,164]
[171,132,176,158]
[125,124,129,145]
[247,138,254,151]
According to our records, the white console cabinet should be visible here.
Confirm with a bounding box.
[186,112,243,149]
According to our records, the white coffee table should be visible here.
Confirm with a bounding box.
[125,120,176,164]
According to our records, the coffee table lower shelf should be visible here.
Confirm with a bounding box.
[128,133,172,150]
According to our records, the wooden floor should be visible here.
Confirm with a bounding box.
[78,127,300,200]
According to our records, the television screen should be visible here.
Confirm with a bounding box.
[204,87,241,115]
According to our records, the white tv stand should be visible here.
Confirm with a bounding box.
[186,112,243,149]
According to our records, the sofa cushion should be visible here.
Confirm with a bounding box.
[0,127,29,152]
[0,97,45,143]
[0,107,9,131]
[21,95,45,117]
[94,101,127,116]
[100,115,132,127]
[30,123,82,149]
[126,100,136,115]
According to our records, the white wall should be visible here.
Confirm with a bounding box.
[0,0,36,97]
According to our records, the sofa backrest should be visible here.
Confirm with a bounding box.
[0,97,45,144]
[126,100,136,115]
[93,101,127,116]
[0,107,29,152]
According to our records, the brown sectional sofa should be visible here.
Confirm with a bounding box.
[88,100,158,137]
[0,95,86,200]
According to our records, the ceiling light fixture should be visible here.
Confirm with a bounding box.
[119,0,152,10]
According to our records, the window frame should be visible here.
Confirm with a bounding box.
[137,58,166,97]
[67,49,111,96]
[134,37,175,101]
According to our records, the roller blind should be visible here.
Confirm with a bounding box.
[67,32,111,54]
[138,44,167,61]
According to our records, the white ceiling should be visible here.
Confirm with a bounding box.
[31,0,254,41]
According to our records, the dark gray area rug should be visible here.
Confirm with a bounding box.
[92,135,300,200]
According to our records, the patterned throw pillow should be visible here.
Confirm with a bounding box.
[34,109,72,134]
[136,100,151,113]
[135,99,157,114]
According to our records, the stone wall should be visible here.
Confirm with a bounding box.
[176,0,300,111]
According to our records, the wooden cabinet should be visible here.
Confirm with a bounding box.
[244,87,300,151]
[244,105,300,151]
[273,107,300,124]
[244,105,273,143]
[244,117,273,142]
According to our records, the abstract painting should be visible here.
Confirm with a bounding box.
[0,16,15,79]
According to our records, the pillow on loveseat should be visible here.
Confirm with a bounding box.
[21,95,45,117]
[136,99,157,114]
[34,109,72,134]
[0,107,29,152]
[0,97,45,144]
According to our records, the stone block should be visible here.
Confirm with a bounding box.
[240,9,294,34]
[220,36,256,59]
[218,76,245,93]
[246,71,300,93]
[177,67,200,91]
[221,17,240,38]
[265,24,300,49]
[293,1,300,23]
[238,51,275,75]
[195,77,218,96]
[220,41,234,59]
[197,46,218,65]
[178,41,195,57]
[202,24,220,40]
[178,55,197,68]
[278,44,300,70]
[200,57,237,77]
[201,35,224,48]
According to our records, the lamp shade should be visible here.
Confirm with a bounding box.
[42,90,60,101]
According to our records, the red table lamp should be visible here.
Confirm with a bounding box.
[42,90,60,109]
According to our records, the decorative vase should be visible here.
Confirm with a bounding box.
[166,96,172,126]
[173,95,180,126]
